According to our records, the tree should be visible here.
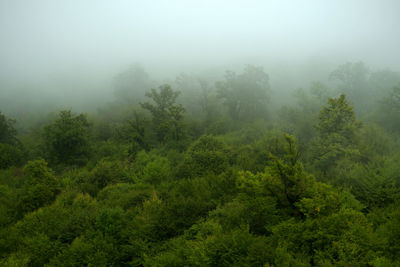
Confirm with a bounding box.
[3,192,99,266]
[113,64,152,103]
[0,112,18,145]
[316,94,360,140]
[330,61,370,111]
[116,112,149,157]
[97,183,154,210]
[312,94,361,173]
[0,112,24,169]
[330,62,369,92]
[0,143,24,169]
[141,84,185,143]
[43,110,91,166]
[237,134,321,216]
[378,85,400,132]
[178,135,230,178]
[16,159,60,218]
[278,82,332,145]
[216,65,270,121]
[82,159,129,196]
[369,69,400,97]
[174,73,220,122]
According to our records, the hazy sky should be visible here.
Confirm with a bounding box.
[1,0,400,81]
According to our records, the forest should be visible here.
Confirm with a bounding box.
[1,61,400,266]
[1,1,400,266]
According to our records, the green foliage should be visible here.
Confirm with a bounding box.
[48,234,117,267]
[89,159,128,193]
[0,143,24,169]
[330,61,371,111]
[0,112,18,145]
[272,208,377,266]
[216,65,270,121]
[278,82,331,146]
[0,112,23,169]
[357,124,393,163]
[16,159,60,218]
[114,111,151,158]
[0,253,30,267]
[312,94,361,173]
[141,84,186,143]
[210,195,279,235]
[43,110,91,166]
[130,150,173,184]
[178,135,230,178]
[67,159,130,196]
[97,183,155,210]
[0,185,16,227]
[378,85,400,132]
[338,189,365,211]
[1,192,98,265]
[335,160,400,209]
[0,167,24,188]
[380,208,400,261]
[2,62,400,266]
[126,112,148,154]
[330,62,369,92]
[316,94,360,139]
[238,134,340,220]
[91,140,129,162]
[147,222,273,267]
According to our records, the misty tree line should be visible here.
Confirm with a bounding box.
[1,61,400,266]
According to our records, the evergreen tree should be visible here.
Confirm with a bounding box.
[312,94,361,174]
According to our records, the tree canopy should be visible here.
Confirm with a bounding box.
[2,62,400,266]
[42,110,91,166]
[216,65,270,121]
[141,84,185,143]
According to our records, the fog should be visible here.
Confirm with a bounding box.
[3,2,400,263]
[1,0,400,118]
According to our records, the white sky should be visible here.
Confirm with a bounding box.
[0,0,399,81]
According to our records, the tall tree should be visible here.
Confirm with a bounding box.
[0,111,18,145]
[16,159,60,218]
[43,110,91,166]
[141,84,185,143]
[0,112,24,168]
[330,61,370,111]
[216,65,270,121]
[312,94,361,173]
[378,85,400,132]
[316,94,360,140]
[330,62,369,92]
[117,112,149,156]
